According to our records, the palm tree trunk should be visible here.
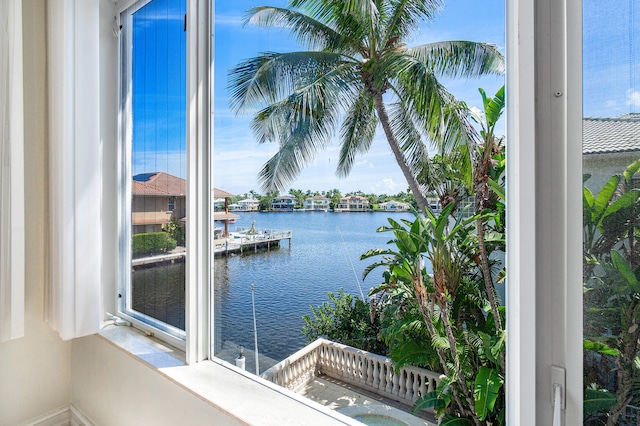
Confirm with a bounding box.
[607,301,640,425]
[372,92,431,215]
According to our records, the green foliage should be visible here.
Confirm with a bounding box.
[163,217,185,246]
[132,232,177,256]
[473,367,503,421]
[301,288,386,354]
[583,159,640,424]
[584,386,617,419]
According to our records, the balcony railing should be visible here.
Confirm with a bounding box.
[260,338,442,411]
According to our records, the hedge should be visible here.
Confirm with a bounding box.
[132,232,177,256]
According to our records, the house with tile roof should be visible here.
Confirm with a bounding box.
[583,115,640,192]
[271,195,296,211]
[335,195,371,212]
[303,196,331,211]
[132,172,186,234]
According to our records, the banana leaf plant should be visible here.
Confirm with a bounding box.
[362,201,505,425]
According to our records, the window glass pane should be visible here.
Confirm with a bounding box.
[213,0,505,421]
[121,0,187,336]
[583,1,640,423]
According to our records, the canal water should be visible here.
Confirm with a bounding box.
[213,211,413,364]
[133,211,415,367]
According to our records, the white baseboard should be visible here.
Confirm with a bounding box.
[20,408,70,426]
[21,405,95,426]
[70,405,94,426]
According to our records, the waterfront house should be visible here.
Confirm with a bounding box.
[336,195,370,212]
[378,200,409,211]
[237,198,260,212]
[582,115,640,193]
[271,195,296,211]
[304,196,331,211]
[132,172,186,234]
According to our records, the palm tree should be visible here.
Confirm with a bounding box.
[228,0,504,215]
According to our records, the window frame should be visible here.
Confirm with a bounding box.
[106,0,589,421]
[115,0,211,357]
[506,0,583,423]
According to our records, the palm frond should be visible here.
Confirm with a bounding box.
[409,41,504,79]
[244,6,359,53]
[228,51,353,115]
[388,60,479,155]
[290,0,379,46]
[255,92,340,192]
[336,91,378,177]
[383,0,443,42]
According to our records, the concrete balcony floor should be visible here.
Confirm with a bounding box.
[299,375,437,426]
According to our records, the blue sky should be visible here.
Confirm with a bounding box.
[130,0,640,194]
[132,0,187,179]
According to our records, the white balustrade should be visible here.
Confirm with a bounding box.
[260,338,442,411]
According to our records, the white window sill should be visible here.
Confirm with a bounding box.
[98,325,359,425]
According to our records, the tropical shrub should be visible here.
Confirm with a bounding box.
[163,217,185,246]
[132,232,177,256]
[362,87,507,425]
[302,288,387,355]
[582,159,640,426]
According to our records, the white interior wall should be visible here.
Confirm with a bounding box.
[0,1,72,424]
[71,336,245,426]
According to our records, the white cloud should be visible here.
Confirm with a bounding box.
[372,178,402,194]
[627,89,640,108]
[354,160,375,169]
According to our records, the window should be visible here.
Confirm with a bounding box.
[118,0,188,345]
[106,0,618,423]
[582,1,640,424]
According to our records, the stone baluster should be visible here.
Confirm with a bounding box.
[399,371,407,400]
[366,359,374,387]
[369,360,380,389]
[392,369,399,396]
[403,371,411,401]
[412,373,420,402]
[378,361,386,391]
[385,363,393,394]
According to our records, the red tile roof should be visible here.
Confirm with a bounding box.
[132,172,185,196]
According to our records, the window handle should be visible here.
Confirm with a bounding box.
[552,366,565,426]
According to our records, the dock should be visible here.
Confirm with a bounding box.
[214,228,292,256]
[132,250,186,267]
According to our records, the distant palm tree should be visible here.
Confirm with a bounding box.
[228,0,504,214]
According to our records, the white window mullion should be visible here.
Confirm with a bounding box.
[506,0,537,422]
[507,0,583,423]
[185,0,211,364]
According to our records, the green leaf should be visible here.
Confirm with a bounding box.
[583,339,619,356]
[412,391,445,414]
[623,157,640,183]
[611,250,640,292]
[593,175,621,219]
[474,366,504,421]
[488,178,505,201]
[440,415,473,425]
[584,388,616,416]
